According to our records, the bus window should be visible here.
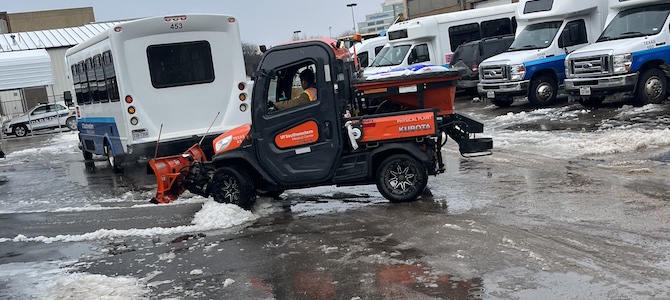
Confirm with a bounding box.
[147,40,215,89]
[103,51,120,102]
[449,23,481,51]
[79,61,91,104]
[481,18,514,37]
[72,65,83,105]
[94,55,108,103]
[85,58,98,103]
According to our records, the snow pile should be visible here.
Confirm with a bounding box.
[365,64,452,80]
[0,201,258,244]
[0,261,148,300]
[1,132,79,160]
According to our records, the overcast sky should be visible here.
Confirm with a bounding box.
[1,0,385,46]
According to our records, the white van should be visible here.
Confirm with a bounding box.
[350,36,388,69]
[363,3,519,77]
[477,0,609,107]
[565,0,670,107]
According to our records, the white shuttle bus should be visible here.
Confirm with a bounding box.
[363,3,519,77]
[477,0,609,107]
[66,14,251,171]
[565,0,670,107]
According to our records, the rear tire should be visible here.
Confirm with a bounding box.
[104,144,123,173]
[375,154,428,203]
[633,68,668,106]
[211,167,256,210]
[66,117,77,131]
[12,124,28,137]
[528,75,558,107]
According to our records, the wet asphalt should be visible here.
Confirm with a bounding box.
[1,96,670,299]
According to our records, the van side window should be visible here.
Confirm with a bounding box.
[481,18,514,37]
[413,44,430,64]
[374,46,384,55]
[559,19,588,47]
[358,52,370,68]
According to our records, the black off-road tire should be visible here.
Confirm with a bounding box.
[210,167,256,210]
[375,154,428,203]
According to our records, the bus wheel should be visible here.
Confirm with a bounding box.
[104,144,123,173]
[528,75,557,107]
[634,68,667,106]
[12,124,28,137]
[375,154,428,203]
[66,117,77,131]
[577,96,605,108]
[211,167,256,210]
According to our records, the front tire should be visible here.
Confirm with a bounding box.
[210,167,256,210]
[633,68,668,106]
[528,75,558,107]
[375,154,428,203]
[12,124,28,137]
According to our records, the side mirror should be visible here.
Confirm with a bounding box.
[408,49,418,65]
[259,45,267,54]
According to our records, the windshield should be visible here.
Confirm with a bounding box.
[508,21,563,51]
[598,4,670,42]
[370,44,411,67]
[451,44,479,66]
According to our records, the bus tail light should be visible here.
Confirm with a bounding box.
[238,82,245,90]
[239,93,247,101]
[128,106,136,114]
[125,95,133,103]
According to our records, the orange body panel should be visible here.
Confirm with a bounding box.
[148,144,207,203]
[275,120,320,149]
[354,75,460,115]
[354,111,436,143]
[213,123,251,154]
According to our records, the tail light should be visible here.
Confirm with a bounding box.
[472,64,479,72]
[238,82,246,90]
[75,107,81,118]
[444,54,454,64]
[125,95,133,103]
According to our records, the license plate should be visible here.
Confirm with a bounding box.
[487,91,495,98]
[579,86,591,96]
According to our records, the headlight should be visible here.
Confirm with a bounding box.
[564,59,571,78]
[613,53,632,74]
[509,64,526,81]
[214,135,233,153]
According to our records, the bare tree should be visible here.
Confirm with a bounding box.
[241,42,262,77]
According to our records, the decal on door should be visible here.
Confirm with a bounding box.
[275,120,319,149]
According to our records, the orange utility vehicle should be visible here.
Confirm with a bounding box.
[149,38,492,209]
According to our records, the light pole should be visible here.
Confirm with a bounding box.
[329,26,332,38]
[346,3,357,33]
[293,30,301,40]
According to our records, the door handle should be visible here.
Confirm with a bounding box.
[324,121,332,139]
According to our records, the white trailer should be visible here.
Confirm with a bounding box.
[477,0,609,107]
[65,14,251,171]
[565,0,670,107]
[363,3,519,77]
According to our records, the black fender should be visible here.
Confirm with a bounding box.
[211,151,278,186]
[367,142,436,178]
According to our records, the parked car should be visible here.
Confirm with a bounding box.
[2,103,77,137]
[450,35,515,95]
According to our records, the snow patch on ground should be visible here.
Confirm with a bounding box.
[0,261,149,300]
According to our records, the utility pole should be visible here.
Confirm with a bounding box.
[346,3,357,33]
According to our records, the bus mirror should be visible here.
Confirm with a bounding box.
[63,91,73,107]
[259,45,267,54]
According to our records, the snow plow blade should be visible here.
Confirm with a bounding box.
[148,144,207,204]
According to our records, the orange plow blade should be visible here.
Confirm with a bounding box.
[148,144,207,204]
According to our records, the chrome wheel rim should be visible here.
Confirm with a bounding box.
[536,82,554,102]
[386,162,417,195]
[219,175,240,203]
[644,76,663,101]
